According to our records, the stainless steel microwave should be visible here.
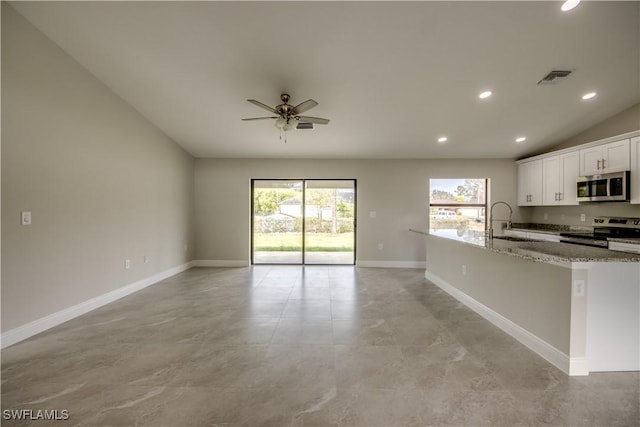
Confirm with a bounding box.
[576,171,630,202]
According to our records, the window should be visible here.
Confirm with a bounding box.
[429,178,487,244]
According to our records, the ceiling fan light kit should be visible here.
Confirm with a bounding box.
[243,93,330,142]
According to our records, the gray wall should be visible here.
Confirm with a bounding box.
[524,103,640,225]
[1,4,195,332]
[194,158,520,264]
[549,103,640,152]
[426,235,572,354]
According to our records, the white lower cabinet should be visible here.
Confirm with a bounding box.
[609,241,640,254]
[504,229,561,242]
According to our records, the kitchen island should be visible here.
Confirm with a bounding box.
[412,229,640,376]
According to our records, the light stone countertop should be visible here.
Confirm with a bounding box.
[410,229,640,263]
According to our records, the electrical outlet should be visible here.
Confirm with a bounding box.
[144,256,149,264]
[377,243,383,250]
[543,213,549,220]
[573,279,585,297]
[125,259,131,270]
[462,265,467,276]
[370,211,377,219]
[561,214,566,221]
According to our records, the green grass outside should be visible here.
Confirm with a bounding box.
[254,232,354,252]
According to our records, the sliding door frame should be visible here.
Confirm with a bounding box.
[251,178,357,265]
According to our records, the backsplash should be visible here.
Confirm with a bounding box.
[524,203,640,226]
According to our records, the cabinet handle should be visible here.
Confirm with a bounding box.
[602,158,606,169]
[597,159,601,170]
[559,192,563,200]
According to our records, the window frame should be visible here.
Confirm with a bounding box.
[428,178,489,231]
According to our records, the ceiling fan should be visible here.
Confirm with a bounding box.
[242,93,330,132]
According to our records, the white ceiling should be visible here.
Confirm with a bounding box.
[10,1,640,159]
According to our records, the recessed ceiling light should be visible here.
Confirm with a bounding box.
[582,92,597,100]
[437,136,448,143]
[515,137,527,143]
[479,90,492,99]
[561,0,580,12]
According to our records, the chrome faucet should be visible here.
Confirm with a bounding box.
[488,201,513,240]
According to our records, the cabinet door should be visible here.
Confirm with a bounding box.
[518,161,542,206]
[559,151,579,205]
[542,156,561,205]
[517,162,529,206]
[631,136,640,204]
[528,160,543,205]
[580,146,603,176]
[602,139,630,173]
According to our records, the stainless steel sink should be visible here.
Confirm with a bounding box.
[492,236,540,242]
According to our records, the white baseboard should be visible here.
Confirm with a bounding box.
[357,260,426,269]
[192,260,250,267]
[568,357,589,376]
[1,261,194,349]
[425,270,584,376]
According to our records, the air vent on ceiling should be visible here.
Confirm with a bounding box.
[537,69,573,85]
[296,122,314,130]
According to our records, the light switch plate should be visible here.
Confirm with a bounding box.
[21,211,32,226]
[369,211,377,219]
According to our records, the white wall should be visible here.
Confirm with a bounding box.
[1,4,195,332]
[194,158,520,265]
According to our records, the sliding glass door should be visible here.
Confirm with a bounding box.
[304,180,355,264]
[252,180,303,264]
[252,179,356,265]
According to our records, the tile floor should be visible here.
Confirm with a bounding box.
[1,266,638,426]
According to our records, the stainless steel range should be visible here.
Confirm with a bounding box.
[560,217,640,248]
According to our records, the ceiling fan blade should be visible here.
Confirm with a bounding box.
[242,116,279,121]
[296,116,329,125]
[292,99,318,115]
[247,99,277,114]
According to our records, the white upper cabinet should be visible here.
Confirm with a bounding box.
[580,139,630,176]
[542,151,579,205]
[518,159,543,206]
[631,136,640,204]
[542,156,560,205]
